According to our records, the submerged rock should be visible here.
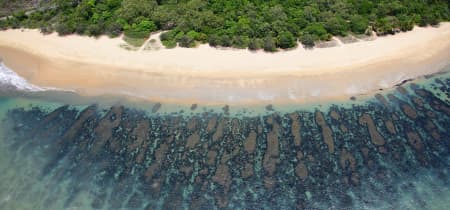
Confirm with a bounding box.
[289,113,302,146]
[151,103,162,113]
[2,73,449,209]
[359,113,385,146]
[315,111,335,153]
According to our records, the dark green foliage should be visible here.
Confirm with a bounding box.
[207,34,220,47]
[248,38,263,51]
[124,19,156,38]
[324,16,349,36]
[55,22,75,35]
[263,37,277,52]
[276,31,297,49]
[161,39,177,48]
[0,20,6,30]
[300,34,315,49]
[160,30,177,41]
[304,23,330,41]
[105,22,123,37]
[219,35,232,47]
[350,15,370,34]
[3,0,449,50]
[398,15,414,32]
[232,36,250,49]
[375,17,398,35]
[178,35,195,48]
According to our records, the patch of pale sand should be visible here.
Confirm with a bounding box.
[0,23,449,105]
[140,32,164,51]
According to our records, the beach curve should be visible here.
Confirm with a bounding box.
[0,23,449,105]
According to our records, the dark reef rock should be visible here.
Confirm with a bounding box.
[359,113,385,146]
[315,111,335,153]
[243,130,257,154]
[2,73,450,209]
[289,113,302,146]
[151,103,162,113]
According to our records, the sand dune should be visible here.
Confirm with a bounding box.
[0,23,449,105]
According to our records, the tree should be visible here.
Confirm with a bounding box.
[248,38,263,51]
[324,16,349,36]
[263,36,277,52]
[13,11,28,21]
[162,40,177,48]
[124,19,156,38]
[300,34,315,48]
[219,35,232,47]
[303,23,329,40]
[87,24,103,36]
[119,0,157,22]
[232,36,250,49]
[374,17,398,35]
[398,15,414,32]
[276,31,297,49]
[208,34,220,47]
[160,30,176,41]
[186,30,200,40]
[3,0,450,50]
[350,15,369,34]
[178,35,195,48]
[105,22,123,37]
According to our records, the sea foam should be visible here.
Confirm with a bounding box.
[0,62,45,91]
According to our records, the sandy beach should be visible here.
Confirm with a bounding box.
[0,23,449,105]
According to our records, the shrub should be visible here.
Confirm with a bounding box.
[219,35,232,47]
[350,15,369,34]
[232,36,250,49]
[263,37,277,52]
[178,35,196,48]
[248,38,263,51]
[276,31,297,49]
[303,23,328,40]
[56,23,75,35]
[124,20,156,38]
[300,34,315,48]
[87,24,103,36]
[186,30,200,40]
[398,15,414,32]
[39,26,53,34]
[105,22,123,37]
[160,30,178,41]
[208,34,220,47]
[162,40,177,48]
[324,16,349,36]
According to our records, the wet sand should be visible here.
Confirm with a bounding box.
[0,23,449,105]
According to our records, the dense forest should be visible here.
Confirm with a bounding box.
[1,0,449,51]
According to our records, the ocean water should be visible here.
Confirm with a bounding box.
[0,67,449,209]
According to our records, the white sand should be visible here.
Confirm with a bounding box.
[0,23,449,105]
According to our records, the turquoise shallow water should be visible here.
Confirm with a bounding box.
[0,70,449,209]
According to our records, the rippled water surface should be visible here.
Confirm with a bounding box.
[0,70,449,209]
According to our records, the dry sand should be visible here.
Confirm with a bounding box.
[0,23,449,105]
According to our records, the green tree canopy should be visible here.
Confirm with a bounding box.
[1,0,448,51]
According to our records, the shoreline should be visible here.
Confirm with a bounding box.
[0,23,449,105]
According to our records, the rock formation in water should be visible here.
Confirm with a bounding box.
[2,78,450,209]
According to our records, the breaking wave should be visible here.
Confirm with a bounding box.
[0,62,46,91]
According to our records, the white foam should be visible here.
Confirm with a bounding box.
[287,88,297,100]
[257,91,275,101]
[0,62,45,91]
[346,84,363,95]
[310,89,321,97]
[378,73,408,89]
